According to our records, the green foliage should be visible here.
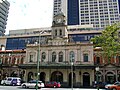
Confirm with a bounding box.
[91,23,120,62]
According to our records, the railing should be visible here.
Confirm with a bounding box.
[26,61,94,65]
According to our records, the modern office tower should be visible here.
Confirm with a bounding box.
[0,0,10,36]
[53,0,67,23]
[53,0,120,29]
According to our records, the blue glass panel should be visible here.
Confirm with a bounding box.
[6,36,40,50]
[118,0,120,13]
[69,33,100,42]
[68,0,79,25]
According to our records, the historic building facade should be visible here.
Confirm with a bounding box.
[0,49,26,81]
[18,12,95,87]
[94,48,120,84]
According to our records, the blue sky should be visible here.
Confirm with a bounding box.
[6,0,53,34]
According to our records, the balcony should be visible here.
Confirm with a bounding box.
[19,61,95,69]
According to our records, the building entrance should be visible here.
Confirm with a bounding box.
[83,72,90,87]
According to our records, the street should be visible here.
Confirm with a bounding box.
[0,86,106,90]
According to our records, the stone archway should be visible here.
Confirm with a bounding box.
[118,71,120,81]
[68,72,76,87]
[27,72,33,82]
[83,72,90,87]
[3,72,8,79]
[95,71,103,82]
[51,71,63,83]
[40,72,46,83]
[105,72,115,84]
[10,71,18,77]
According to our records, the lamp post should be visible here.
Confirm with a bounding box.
[70,51,74,90]
[36,31,45,90]
[95,66,100,90]
[71,62,73,90]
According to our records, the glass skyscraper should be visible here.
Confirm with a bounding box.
[0,0,10,36]
[53,0,120,29]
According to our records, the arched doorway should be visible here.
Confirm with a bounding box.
[10,71,18,77]
[105,72,115,84]
[3,72,8,79]
[27,72,33,82]
[69,72,76,87]
[118,71,120,81]
[95,72,103,82]
[83,72,90,87]
[51,71,63,83]
[40,72,46,83]
[19,70,25,80]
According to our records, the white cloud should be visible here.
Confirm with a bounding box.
[5,0,53,34]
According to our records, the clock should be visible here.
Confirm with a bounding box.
[56,18,62,23]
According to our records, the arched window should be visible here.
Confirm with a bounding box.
[29,54,33,62]
[59,29,62,36]
[117,56,120,64]
[41,52,46,62]
[51,71,63,83]
[21,55,24,64]
[96,56,100,64]
[55,29,57,36]
[83,53,88,62]
[52,52,56,62]
[59,51,63,62]
[69,51,75,62]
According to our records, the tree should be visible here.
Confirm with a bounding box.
[91,23,120,63]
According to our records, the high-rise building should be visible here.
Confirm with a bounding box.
[53,0,120,29]
[53,0,67,23]
[0,0,10,36]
